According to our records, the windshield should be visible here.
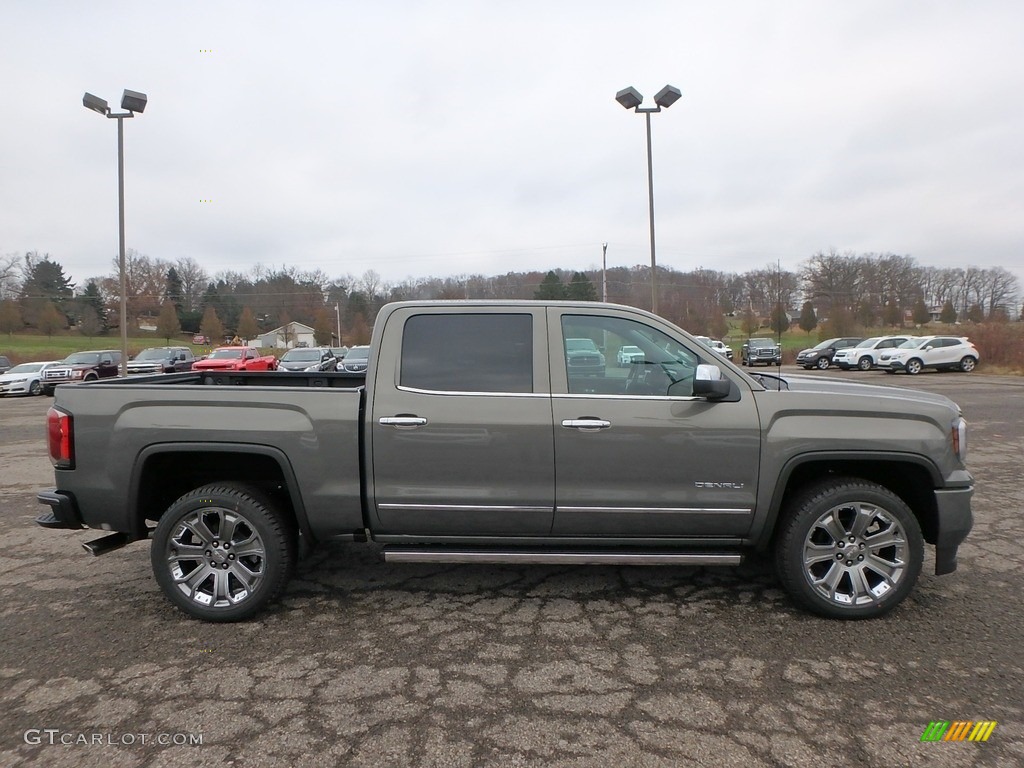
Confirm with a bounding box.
[748,339,775,348]
[63,352,100,365]
[281,349,322,362]
[855,338,880,348]
[135,349,172,361]
[7,363,44,374]
[565,339,598,352]
[209,348,244,359]
[346,346,370,361]
[812,338,839,350]
[898,338,929,349]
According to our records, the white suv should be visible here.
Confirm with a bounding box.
[879,336,979,375]
[832,335,915,371]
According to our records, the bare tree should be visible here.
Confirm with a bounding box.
[801,249,861,314]
[0,252,21,300]
[174,257,209,313]
[977,267,1019,317]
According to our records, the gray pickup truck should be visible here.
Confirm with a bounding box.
[37,301,973,622]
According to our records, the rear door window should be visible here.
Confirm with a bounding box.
[400,313,533,393]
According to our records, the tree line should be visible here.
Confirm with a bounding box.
[1,248,1020,344]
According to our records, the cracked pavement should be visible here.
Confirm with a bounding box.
[1,371,1021,766]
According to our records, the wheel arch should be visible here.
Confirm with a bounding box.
[129,443,315,547]
[756,453,942,551]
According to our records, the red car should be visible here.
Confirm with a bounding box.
[192,346,278,372]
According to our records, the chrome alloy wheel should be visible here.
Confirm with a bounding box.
[801,502,908,607]
[164,507,267,609]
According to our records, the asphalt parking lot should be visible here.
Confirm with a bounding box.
[1,368,1022,767]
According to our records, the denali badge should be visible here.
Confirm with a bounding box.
[694,481,745,489]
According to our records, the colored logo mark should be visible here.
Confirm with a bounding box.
[920,721,997,742]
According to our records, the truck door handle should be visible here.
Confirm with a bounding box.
[379,416,428,428]
[561,418,611,431]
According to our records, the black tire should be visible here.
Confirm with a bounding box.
[959,356,977,373]
[905,358,923,375]
[29,380,42,396]
[816,357,830,370]
[84,373,98,382]
[857,356,873,371]
[151,484,296,622]
[775,477,923,619]
[43,386,55,396]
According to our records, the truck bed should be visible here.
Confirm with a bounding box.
[46,371,368,542]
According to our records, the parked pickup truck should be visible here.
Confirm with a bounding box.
[192,346,278,372]
[36,301,973,622]
[41,349,122,396]
[127,346,196,375]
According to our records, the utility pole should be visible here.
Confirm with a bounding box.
[601,243,608,302]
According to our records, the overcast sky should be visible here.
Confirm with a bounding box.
[4,1,1022,292]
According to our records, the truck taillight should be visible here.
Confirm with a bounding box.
[47,407,75,469]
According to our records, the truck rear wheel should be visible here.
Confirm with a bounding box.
[151,484,296,622]
[774,478,923,619]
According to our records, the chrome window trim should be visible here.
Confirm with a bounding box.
[395,385,549,398]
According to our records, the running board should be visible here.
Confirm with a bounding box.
[382,549,743,566]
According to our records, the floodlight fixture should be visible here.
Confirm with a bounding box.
[615,86,643,111]
[654,85,682,109]
[121,89,147,113]
[83,92,109,115]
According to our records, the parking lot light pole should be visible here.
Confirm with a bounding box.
[615,85,681,316]
[84,89,147,377]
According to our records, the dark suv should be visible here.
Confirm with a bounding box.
[741,338,782,366]
[795,337,864,370]
[42,350,122,395]
[277,347,338,372]
[0,355,12,375]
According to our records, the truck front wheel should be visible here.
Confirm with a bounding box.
[151,484,296,622]
[774,478,923,619]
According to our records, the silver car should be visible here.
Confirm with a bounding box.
[0,361,60,396]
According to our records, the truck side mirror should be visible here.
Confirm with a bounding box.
[691,363,731,400]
